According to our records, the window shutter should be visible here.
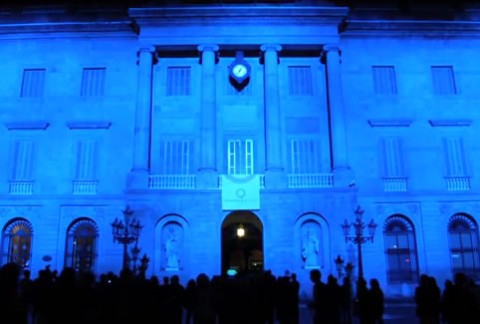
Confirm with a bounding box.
[372,66,397,95]
[21,69,46,97]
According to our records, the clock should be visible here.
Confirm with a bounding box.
[229,58,251,84]
[231,63,248,78]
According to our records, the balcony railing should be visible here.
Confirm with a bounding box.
[9,181,34,195]
[72,180,98,195]
[287,173,334,188]
[382,177,408,192]
[445,176,470,191]
[218,174,265,189]
[149,174,196,189]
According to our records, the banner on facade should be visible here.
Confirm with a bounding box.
[221,174,260,211]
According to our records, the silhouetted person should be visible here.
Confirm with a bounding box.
[340,277,353,324]
[444,272,477,324]
[184,279,197,324]
[310,269,328,324]
[325,275,341,324]
[369,278,384,324]
[441,279,454,323]
[0,263,24,324]
[195,273,216,324]
[415,274,440,324]
[169,275,185,324]
[356,277,372,324]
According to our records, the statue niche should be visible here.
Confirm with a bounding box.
[300,221,321,269]
[162,222,183,271]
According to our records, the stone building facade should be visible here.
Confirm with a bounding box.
[0,1,479,297]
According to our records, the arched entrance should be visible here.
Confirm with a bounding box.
[221,211,263,275]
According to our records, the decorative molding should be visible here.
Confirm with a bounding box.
[66,121,112,130]
[4,121,49,130]
[367,119,413,127]
[428,119,472,127]
[0,205,42,220]
[61,205,109,224]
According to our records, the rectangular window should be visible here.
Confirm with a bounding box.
[166,67,191,96]
[380,137,405,178]
[288,66,313,96]
[75,141,98,180]
[431,66,456,95]
[21,69,46,98]
[80,68,106,97]
[443,137,467,176]
[11,140,35,180]
[372,66,397,95]
[226,139,254,175]
[159,140,193,174]
[288,139,320,174]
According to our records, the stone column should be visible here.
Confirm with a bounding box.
[197,44,219,189]
[128,46,156,189]
[261,44,286,188]
[323,44,353,187]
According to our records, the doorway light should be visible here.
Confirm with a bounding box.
[237,224,245,238]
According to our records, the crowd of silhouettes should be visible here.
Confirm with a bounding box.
[1,262,480,324]
[414,272,480,324]
[0,263,300,324]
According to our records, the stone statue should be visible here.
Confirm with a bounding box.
[165,226,180,270]
[302,229,319,268]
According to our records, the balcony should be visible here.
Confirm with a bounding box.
[287,173,334,188]
[72,180,98,195]
[149,174,196,189]
[382,177,408,192]
[9,180,34,195]
[445,176,470,191]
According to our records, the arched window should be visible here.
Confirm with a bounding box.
[384,215,418,283]
[1,218,33,268]
[65,218,98,272]
[448,213,480,279]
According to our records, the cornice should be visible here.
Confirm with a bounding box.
[129,6,349,26]
[0,20,135,35]
[428,119,472,127]
[4,121,49,130]
[368,119,413,127]
[342,19,480,37]
[66,121,112,130]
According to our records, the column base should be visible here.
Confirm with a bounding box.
[196,169,219,189]
[264,168,287,189]
[126,169,150,190]
[333,166,355,188]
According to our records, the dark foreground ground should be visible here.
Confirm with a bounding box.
[297,299,416,324]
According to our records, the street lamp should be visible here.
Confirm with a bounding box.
[111,206,143,272]
[341,205,377,280]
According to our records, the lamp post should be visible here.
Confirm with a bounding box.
[341,205,377,281]
[334,255,345,279]
[111,206,143,272]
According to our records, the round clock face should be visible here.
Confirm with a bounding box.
[232,63,248,78]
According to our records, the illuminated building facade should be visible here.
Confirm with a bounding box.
[1,1,479,297]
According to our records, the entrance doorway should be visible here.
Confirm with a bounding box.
[221,211,263,275]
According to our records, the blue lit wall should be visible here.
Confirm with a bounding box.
[0,3,479,298]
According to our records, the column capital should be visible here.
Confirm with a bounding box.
[137,45,157,54]
[197,44,219,53]
[137,46,158,65]
[322,44,341,54]
[260,44,282,53]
